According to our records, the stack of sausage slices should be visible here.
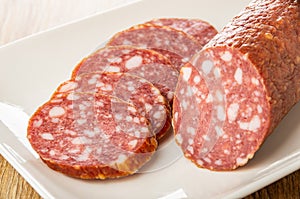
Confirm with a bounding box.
[27,18,217,179]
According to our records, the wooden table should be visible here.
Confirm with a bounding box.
[0,1,299,198]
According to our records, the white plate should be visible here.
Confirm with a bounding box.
[1,0,300,198]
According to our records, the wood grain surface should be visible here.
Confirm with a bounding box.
[0,1,299,198]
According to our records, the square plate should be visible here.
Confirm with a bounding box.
[1,0,300,198]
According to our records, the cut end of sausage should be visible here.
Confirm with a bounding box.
[173,46,271,170]
[27,93,157,179]
[71,46,179,104]
[106,24,202,71]
[53,72,172,140]
[145,17,218,46]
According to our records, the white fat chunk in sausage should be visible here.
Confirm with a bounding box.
[77,147,92,162]
[125,55,143,69]
[41,133,54,140]
[206,93,213,103]
[153,111,163,119]
[51,118,59,123]
[116,154,128,164]
[60,155,69,160]
[49,106,65,118]
[175,134,183,144]
[104,66,121,72]
[84,130,96,137]
[202,60,214,74]
[69,148,80,154]
[33,119,43,127]
[65,129,76,135]
[202,148,208,153]
[251,77,259,85]
[182,67,192,81]
[217,105,226,121]
[83,100,91,107]
[127,86,135,92]
[257,105,263,113]
[193,75,201,84]
[203,157,212,164]
[192,86,200,95]
[181,100,189,110]
[234,68,243,85]
[215,90,223,101]
[215,126,224,136]
[97,81,104,87]
[254,91,261,97]
[128,106,137,113]
[72,137,92,145]
[173,112,179,124]
[167,92,174,101]
[122,49,131,54]
[107,57,122,63]
[126,81,134,85]
[88,77,97,85]
[182,57,190,63]
[214,67,221,78]
[180,88,185,95]
[126,116,133,122]
[186,86,193,97]
[94,127,101,134]
[151,87,160,95]
[77,119,87,125]
[102,84,113,91]
[96,101,104,107]
[181,44,188,52]
[49,150,56,156]
[236,157,248,166]
[128,139,138,148]
[141,127,149,133]
[197,160,204,165]
[157,96,165,103]
[187,146,194,154]
[122,39,132,45]
[114,114,123,121]
[227,103,240,122]
[59,81,78,92]
[222,134,229,139]
[133,117,140,123]
[92,74,101,79]
[187,127,196,135]
[50,98,63,103]
[238,115,261,132]
[202,135,211,141]
[224,149,230,155]
[236,140,242,144]
[144,103,153,112]
[67,93,80,101]
[164,39,170,46]
[79,104,86,111]
[215,159,222,166]
[220,51,232,61]
[96,148,102,154]
[134,131,141,138]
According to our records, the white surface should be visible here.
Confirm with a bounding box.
[0,0,300,198]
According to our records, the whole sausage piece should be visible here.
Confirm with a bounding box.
[173,0,300,170]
